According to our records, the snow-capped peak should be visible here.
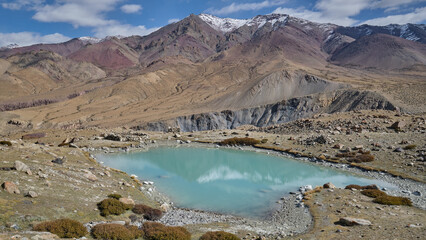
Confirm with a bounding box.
[78,36,101,44]
[199,13,288,33]
[199,14,248,33]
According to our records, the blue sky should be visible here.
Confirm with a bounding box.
[0,0,425,47]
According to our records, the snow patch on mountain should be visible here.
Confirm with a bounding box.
[199,13,289,33]
[78,37,101,44]
[199,14,248,32]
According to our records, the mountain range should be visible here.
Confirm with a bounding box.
[0,13,425,131]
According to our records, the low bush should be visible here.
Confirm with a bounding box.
[0,140,12,146]
[404,144,417,150]
[219,137,260,146]
[260,139,268,144]
[33,218,87,238]
[200,231,240,240]
[108,193,123,200]
[132,204,163,221]
[348,154,375,163]
[97,198,131,216]
[143,222,191,240]
[335,152,356,158]
[344,184,378,190]
[22,133,46,140]
[91,223,142,240]
[373,195,412,206]
[361,189,387,198]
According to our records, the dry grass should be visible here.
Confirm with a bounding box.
[361,189,387,198]
[373,195,412,206]
[199,231,240,240]
[33,219,87,238]
[219,137,261,146]
[91,223,142,240]
[142,222,191,240]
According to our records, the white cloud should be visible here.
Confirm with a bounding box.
[168,18,180,24]
[94,23,159,38]
[273,0,426,26]
[361,6,426,25]
[120,4,142,14]
[371,0,426,9]
[315,0,370,19]
[1,0,44,10]
[0,32,70,47]
[208,0,287,15]
[273,7,357,26]
[32,0,121,27]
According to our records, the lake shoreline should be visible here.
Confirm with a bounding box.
[90,140,425,237]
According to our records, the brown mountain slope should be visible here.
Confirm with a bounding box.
[68,38,140,69]
[330,34,426,69]
[0,38,88,58]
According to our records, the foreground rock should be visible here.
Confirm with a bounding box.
[2,181,20,194]
[336,217,372,226]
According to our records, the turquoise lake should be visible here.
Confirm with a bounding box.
[96,147,395,218]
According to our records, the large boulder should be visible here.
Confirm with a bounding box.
[14,161,30,172]
[119,197,135,206]
[336,217,372,226]
[2,181,20,194]
[389,121,406,130]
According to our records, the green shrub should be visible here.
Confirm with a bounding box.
[143,222,191,240]
[361,189,387,198]
[33,218,87,238]
[373,195,412,206]
[404,144,417,150]
[91,223,142,240]
[0,140,12,146]
[132,204,163,221]
[108,193,123,200]
[344,184,378,190]
[219,137,260,146]
[260,139,268,144]
[200,231,240,240]
[97,198,131,216]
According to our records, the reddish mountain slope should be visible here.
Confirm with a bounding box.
[68,38,139,69]
[330,34,426,69]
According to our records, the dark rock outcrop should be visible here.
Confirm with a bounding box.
[140,90,397,132]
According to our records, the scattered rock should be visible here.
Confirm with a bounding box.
[389,121,406,130]
[336,217,372,226]
[160,203,171,212]
[84,172,98,182]
[353,145,363,150]
[30,233,60,240]
[407,224,422,228]
[394,147,403,152]
[51,157,65,165]
[412,191,421,196]
[2,181,20,194]
[323,182,336,189]
[104,133,122,141]
[25,191,38,198]
[14,161,30,172]
[333,144,344,149]
[119,197,135,206]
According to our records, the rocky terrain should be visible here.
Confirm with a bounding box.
[0,12,425,240]
[0,109,424,239]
